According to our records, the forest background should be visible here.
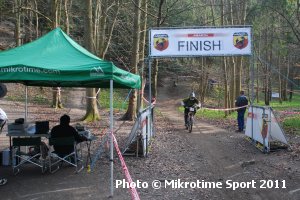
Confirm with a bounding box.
[0,0,299,134]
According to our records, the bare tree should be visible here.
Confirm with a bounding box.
[137,0,148,112]
[14,0,21,46]
[64,0,70,34]
[51,0,63,109]
[81,0,121,122]
[82,0,100,121]
[152,0,164,98]
[221,0,229,116]
[122,0,141,120]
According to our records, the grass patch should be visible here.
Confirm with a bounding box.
[32,94,50,104]
[99,89,131,110]
[5,95,22,102]
[178,106,236,120]
[197,109,237,120]
[256,94,300,110]
[283,115,300,134]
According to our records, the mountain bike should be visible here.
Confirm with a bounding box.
[186,106,196,133]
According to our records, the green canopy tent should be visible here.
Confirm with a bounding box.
[0,27,140,88]
[0,27,141,197]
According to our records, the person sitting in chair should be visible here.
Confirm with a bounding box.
[0,108,8,186]
[0,108,7,133]
[50,114,87,156]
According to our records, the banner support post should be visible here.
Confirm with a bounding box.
[147,58,153,157]
[250,53,255,143]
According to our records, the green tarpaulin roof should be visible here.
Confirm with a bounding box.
[0,28,141,89]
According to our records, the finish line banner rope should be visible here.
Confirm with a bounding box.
[201,105,248,111]
[113,134,140,200]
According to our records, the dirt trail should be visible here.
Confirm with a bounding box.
[0,81,299,199]
[153,79,300,200]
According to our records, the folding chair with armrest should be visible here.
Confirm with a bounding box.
[48,136,83,173]
[12,137,47,175]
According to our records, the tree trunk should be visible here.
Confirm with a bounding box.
[266,29,273,106]
[229,57,236,110]
[98,0,120,58]
[278,55,282,104]
[83,88,100,121]
[14,0,21,46]
[122,0,141,120]
[152,0,165,98]
[210,0,215,25]
[33,0,39,38]
[152,59,158,98]
[51,0,63,109]
[282,56,289,101]
[52,87,63,108]
[264,26,270,105]
[256,31,262,104]
[82,0,100,121]
[289,83,293,102]
[198,58,209,104]
[227,0,235,111]
[256,60,260,103]
[64,0,70,34]
[220,0,228,116]
[289,58,295,102]
[235,56,242,97]
[27,1,33,42]
[137,0,148,112]
[223,57,229,116]
[51,0,58,28]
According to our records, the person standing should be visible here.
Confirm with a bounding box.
[0,108,8,186]
[235,91,249,132]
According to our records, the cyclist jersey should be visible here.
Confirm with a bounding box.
[182,98,199,108]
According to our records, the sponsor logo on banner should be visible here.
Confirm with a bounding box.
[0,66,60,74]
[90,66,104,77]
[153,34,169,51]
[233,32,249,49]
[247,112,257,119]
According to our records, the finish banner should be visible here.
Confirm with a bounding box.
[149,27,252,57]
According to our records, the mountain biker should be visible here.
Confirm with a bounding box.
[181,92,201,129]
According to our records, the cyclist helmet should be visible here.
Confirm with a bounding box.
[189,92,196,100]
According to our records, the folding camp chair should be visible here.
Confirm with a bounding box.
[48,137,83,173]
[12,137,47,175]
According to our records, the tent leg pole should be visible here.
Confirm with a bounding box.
[25,86,28,122]
[110,80,114,197]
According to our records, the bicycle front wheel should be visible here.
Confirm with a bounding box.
[188,116,193,133]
